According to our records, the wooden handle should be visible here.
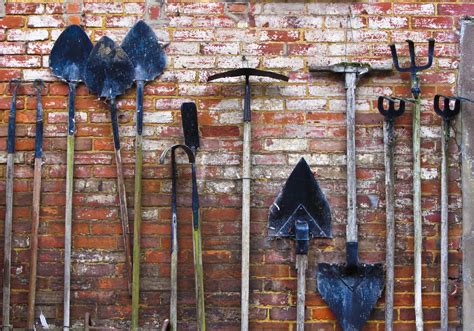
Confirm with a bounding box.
[383,120,395,331]
[296,255,307,331]
[241,121,251,331]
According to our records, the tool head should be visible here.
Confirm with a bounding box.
[390,38,435,74]
[181,102,200,151]
[317,259,384,331]
[84,36,134,99]
[207,68,288,82]
[268,158,332,240]
[377,96,406,120]
[49,25,93,83]
[121,20,167,82]
[434,95,461,121]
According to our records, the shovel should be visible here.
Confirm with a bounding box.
[84,36,134,322]
[27,79,45,329]
[390,39,435,330]
[207,68,288,330]
[2,79,20,330]
[159,143,195,331]
[49,25,93,330]
[378,97,406,331]
[121,20,166,326]
[181,102,206,330]
[268,157,332,331]
[312,63,386,331]
[433,95,473,330]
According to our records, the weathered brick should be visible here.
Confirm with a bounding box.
[201,42,240,55]
[263,56,304,70]
[305,29,345,42]
[0,42,26,55]
[438,4,474,16]
[7,29,48,41]
[83,2,123,14]
[412,17,453,30]
[260,29,299,42]
[369,16,408,29]
[0,16,25,28]
[173,29,214,41]
[27,15,64,28]
[0,55,41,67]
[394,3,435,15]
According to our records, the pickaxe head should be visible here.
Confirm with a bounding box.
[207,68,288,122]
[377,96,406,121]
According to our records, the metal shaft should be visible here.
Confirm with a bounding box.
[440,120,450,331]
[384,119,396,331]
[170,148,178,331]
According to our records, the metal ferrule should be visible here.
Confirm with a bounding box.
[34,80,44,158]
[67,82,77,135]
[7,80,20,154]
[243,75,251,122]
[295,219,309,255]
[110,98,121,151]
[346,241,359,269]
[136,80,144,135]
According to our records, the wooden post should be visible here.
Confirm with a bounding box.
[440,120,450,330]
[296,255,308,331]
[384,119,396,331]
[241,120,251,331]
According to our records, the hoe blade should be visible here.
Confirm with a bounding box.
[84,36,134,99]
[49,25,93,82]
[269,158,331,239]
[317,263,384,331]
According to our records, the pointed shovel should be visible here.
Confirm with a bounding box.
[268,157,332,331]
[84,36,134,324]
[49,25,93,330]
[121,20,166,327]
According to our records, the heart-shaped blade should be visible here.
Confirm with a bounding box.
[49,25,93,82]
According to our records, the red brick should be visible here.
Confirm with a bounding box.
[438,4,474,16]
[412,17,453,30]
[0,16,25,28]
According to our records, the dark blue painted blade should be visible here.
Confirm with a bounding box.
[317,263,384,331]
[268,157,332,239]
[181,102,200,150]
[121,20,166,82]
[84,36,134,99]
[49,25,93,82]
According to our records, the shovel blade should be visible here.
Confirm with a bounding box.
[269,158,331,239]
[317,263,384,331]
[84,36,134,99]
[121,20,166,82]
[49,25,93,82]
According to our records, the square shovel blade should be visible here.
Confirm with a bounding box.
[268,157,331,239]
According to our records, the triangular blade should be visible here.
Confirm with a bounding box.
[121,20,166,81]
[268,158,332,238]
[181,102,200,150]
[317,263,384,331]
[84,36,134,99]
[49,25,93,82]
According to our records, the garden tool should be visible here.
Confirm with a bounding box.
[181,102,206,330]
[159,144,195,331]
[390,38,435,331]
[433,95,473,330]
[27,79,45,329]
[378,96,406,331]
[311,63,388,331]
[49,25,93,330]
[207,68,288,330]
[268,157,332,331]
[2,79,20,330]
[121,21,167,318]
[84,36,134,324]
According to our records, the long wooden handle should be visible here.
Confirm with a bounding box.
[344,73,358,243]
[191,163,206,331]
[27,157,43,328]
[440,120,450,330]
[412,95,424,331]
[384,120,395,331]
[296,255,307,331]
[241,120,251,331]
[3,153,14,330]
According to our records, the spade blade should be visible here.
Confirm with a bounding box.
[49,25,93,82]
[121,20,166,82]
[269,158,332,239]
[317,263,384,331]
[84,36,134,99]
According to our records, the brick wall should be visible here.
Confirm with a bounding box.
[0,1,471,329]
